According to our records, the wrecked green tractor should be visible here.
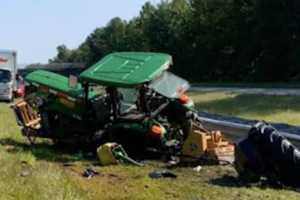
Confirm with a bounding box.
[13,52,201,157]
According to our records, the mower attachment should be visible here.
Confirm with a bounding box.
[182,123,235,164]
[13,99,41,143]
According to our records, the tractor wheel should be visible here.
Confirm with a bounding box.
[235,122,300,186]
[254,124,300,186]
[234,138,262,182]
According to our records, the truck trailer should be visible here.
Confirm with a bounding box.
[0,50,17,101]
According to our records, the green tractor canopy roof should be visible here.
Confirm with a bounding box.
[80,52,172,87]
[25,70,85,98]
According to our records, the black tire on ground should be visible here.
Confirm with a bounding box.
[235,122,300,186]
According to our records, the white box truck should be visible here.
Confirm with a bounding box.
[0,50,17,101]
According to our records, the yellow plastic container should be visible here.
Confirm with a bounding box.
[97,143,118,166]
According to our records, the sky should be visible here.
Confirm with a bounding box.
[0,0,160,65]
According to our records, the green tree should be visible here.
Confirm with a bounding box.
[50,0,300,82]
[50,45,72,63]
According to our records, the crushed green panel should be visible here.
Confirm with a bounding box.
[80,52,172,87]
[25,70,84,98]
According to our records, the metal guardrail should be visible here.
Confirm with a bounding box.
[198,116,300,148]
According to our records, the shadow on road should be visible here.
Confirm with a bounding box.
[209,175,246,188]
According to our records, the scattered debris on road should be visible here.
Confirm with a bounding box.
[97,143,143,166]
[149,170,177,179]
[82,168,100,179]
[193,165,202,173]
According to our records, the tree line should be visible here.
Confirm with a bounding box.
[49,0,300,82]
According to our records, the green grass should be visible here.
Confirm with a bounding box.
[189,91,300,126]
[0,94,300,200]
[192,82,300,88]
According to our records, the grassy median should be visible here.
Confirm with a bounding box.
[0,92,300,200]
[190,91,300,126]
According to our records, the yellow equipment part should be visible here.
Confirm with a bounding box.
[182,128,208,158]
[182,124,234,162]
[97,143,119,166]
[14,99,41,129]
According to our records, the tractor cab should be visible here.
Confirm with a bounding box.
[79,52,192,123]
[78,52,193,154]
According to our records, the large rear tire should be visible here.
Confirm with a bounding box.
[235,122,300,186]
